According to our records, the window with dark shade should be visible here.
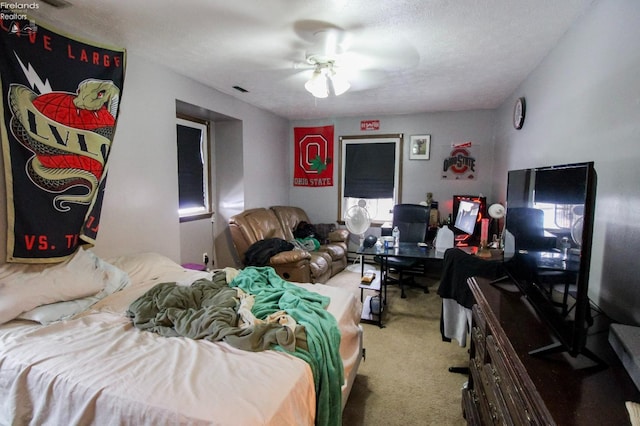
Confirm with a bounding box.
[339,135,402,223]
[344,143,395,198]
[177,124,205,209]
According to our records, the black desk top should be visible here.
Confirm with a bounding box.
[356,241,445,260]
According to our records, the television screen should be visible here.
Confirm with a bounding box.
[453,199,480,235]
[503,161,599,365]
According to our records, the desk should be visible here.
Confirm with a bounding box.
[357,242,443,327]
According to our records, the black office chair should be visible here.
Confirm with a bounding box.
[376,203,430,298]
[506,207,556,251]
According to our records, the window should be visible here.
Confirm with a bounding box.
[533,202,580,231]
[339,134,403,223]
[176,116,211,220]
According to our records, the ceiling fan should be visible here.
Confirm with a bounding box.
[302,31,351,98]
[289,20,419,98]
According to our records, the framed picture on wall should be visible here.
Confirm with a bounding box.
[409,135,431,160]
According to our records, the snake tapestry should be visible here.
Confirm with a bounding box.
[0,13,126,263]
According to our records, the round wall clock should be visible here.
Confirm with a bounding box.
[513,97,526,129]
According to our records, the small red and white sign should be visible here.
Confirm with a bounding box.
[360,120,380,131]
[452,141,472,148]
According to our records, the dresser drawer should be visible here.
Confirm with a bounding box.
[472,304,487,336]
[469,359,493,425]
[478,360,514,425]
[486,334,539,425]
[472,325,486,363]
[462,387,482,426]
[472,305,488,362]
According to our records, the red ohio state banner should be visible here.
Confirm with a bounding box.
[294,126,334,187]
[0,14,126,263]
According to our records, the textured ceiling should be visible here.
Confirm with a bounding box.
[27,0,595,120]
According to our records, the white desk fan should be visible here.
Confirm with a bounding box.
[344,199,375,272]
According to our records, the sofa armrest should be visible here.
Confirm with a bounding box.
[328,228,349,243]
[269,251,312,283]
[269,249,311,265]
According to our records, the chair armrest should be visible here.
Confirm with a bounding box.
[269,249,311,265]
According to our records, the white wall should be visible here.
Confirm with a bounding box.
[97,55,290,264]
[214,120,245,268]
[289,109,497,224]
[491,0,640,325]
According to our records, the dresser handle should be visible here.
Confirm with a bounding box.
[490,364,501,384]
[488,402,498,421]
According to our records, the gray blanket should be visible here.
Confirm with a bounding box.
[126,271,304,352]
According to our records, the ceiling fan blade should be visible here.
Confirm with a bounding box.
[342,69,388,91]
[344,31,420,70]
[281,19,420,93]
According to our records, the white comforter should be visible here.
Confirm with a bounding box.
[0,252,363,426]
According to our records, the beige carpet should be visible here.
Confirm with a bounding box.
[325,267,469,426]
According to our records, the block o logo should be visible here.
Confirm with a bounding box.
[449,147,470,174]
[298,134,328,174]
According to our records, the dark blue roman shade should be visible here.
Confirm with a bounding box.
[344,142,395,198]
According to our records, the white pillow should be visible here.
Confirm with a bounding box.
[107,252,185,281]
[106,252,210,286]
[19,253,130,324]
[0,248,107,325]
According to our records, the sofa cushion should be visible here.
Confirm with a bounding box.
[242,209,288,241]
[228,208,288,264]
[270,206,310,241]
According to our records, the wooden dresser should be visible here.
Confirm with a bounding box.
[463,277,640,425]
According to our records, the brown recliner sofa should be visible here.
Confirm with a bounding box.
[228,206,349,283]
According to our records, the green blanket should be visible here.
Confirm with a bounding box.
[230,266,344,426]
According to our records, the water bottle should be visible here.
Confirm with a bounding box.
[392,226,400,247]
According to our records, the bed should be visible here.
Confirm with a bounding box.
[0,250,363,426]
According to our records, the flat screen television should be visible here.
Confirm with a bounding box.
[502,161,600,365]
[452,195,486,245]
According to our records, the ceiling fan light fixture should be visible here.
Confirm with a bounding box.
[328,69,350,96]
[304,67,329,98]
[304,62,350,98]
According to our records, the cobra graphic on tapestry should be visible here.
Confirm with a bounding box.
[0,14,126,263]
